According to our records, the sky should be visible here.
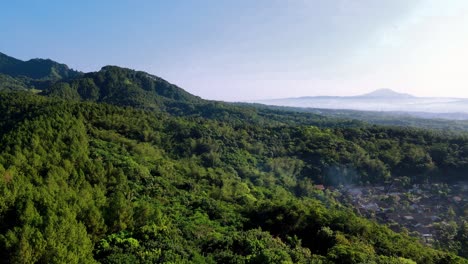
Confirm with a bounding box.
[1,0,468,101]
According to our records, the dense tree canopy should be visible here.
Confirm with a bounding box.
[0,92,466,263]
[0,52,467,263]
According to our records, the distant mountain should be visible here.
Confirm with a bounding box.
[0,52,203,110]
[0,52,81,82]
[256,89,468,116]
[0,52,22,70]
[358,88,414,99]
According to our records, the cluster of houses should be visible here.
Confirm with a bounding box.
[336,182,468,244]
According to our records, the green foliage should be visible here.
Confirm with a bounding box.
[0,92,465,262]
[0,53,467,263]
[0,52,81,82]
[0,74,30,91]
[42,65,201,111]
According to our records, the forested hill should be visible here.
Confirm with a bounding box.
[0,52,467,263]
[44,65,202,109]
[0,52,82,92]
[0,92,467,263]
[0,52,81,81]
[0,53,360,125]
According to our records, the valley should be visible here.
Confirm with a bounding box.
[256,89,468,120]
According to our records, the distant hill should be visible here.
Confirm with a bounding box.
[256,89,468,115]
[0,52,22,70]
[358,88,414,99]
[0,52,81,82]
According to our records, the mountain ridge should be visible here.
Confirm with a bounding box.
[2,51,468,121]
[0,52,203,110]
[44,64,202,109]
[0,51,81,81]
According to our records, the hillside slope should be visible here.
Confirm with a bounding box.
[0,52,81,81]
[0,52,467,263]
[0,92,467,263]
[44,65,201,109]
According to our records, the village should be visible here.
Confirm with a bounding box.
[335,180,468,245]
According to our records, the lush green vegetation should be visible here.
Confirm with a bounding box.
[0,53,467,263]
[0,92,466,263]
[0,52,81,82]
[252,104,468,133]
[0,73,30,91]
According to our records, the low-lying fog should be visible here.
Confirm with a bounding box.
[255,89,468,119]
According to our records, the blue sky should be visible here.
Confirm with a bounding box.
[2,0,468,101]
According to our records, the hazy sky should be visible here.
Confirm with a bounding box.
[2,0,468,101]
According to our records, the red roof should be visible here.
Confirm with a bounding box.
[315,184,325,190]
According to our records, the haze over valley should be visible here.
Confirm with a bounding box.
[256,88,468,119]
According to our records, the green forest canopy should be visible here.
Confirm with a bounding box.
[0,52,467,263]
